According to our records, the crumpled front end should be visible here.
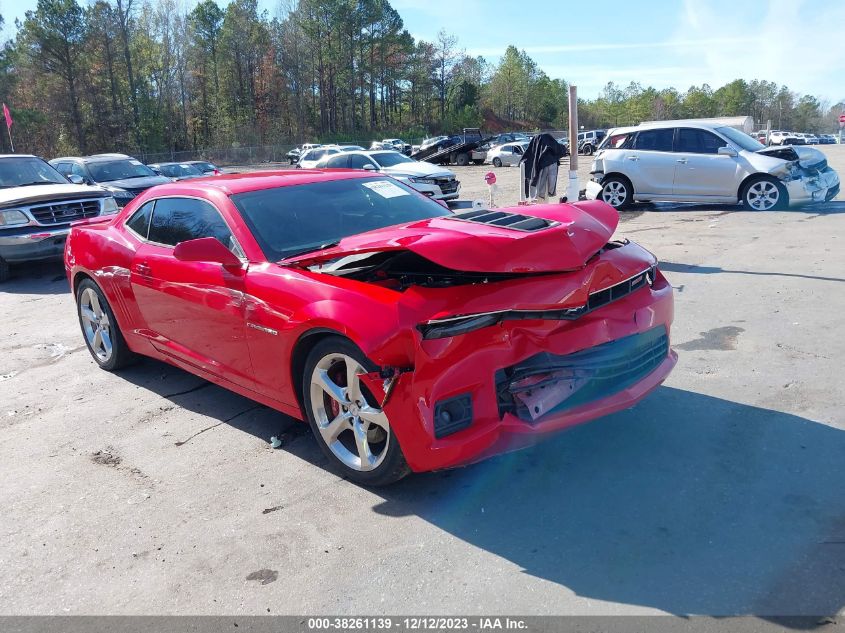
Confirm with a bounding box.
[763,146,840,205]
[362,244,676,473]
[781,166,839,205]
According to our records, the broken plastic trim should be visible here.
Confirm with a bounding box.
[418,265,656,340]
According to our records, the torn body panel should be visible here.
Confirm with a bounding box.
[763,146,841,205]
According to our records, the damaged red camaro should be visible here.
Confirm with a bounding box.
[65,170,677,485]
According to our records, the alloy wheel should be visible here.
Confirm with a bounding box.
[602,181,628,208]
[746,180,780,210]
[309,353,390,472]
[79,287,113,362]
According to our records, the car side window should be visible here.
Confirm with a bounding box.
[126,201,155,239]
[633,129,674,152]
[325,154,348,168]
[147,197,237,253]
[54,162,71,176]
[71,163,87,179]
[676,128,727,154]
[347,154,374,169]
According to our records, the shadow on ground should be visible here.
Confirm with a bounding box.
[372,387,845,617]
[116,358,845,617]
[659,261,845,284]
[0,260,69,295]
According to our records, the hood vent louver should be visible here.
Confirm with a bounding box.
[447,209,558,232]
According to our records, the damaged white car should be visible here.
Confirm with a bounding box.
[585,121,839,211]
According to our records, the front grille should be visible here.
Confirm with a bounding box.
[496,325,669,422]
[435,177,459,194]
[447,208,558,232]
[588,266,653,312]
[29,199,101,225]
[418,266,656,340]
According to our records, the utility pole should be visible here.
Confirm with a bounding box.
[567,85,579,202]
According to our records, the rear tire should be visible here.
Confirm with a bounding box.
[600,176,633,210]
[302,336,411,486]
[455,152,470,166]
[742,175,788,211]
[76,278,136,371]
[492,157,502,167]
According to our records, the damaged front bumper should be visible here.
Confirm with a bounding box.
[366,268,676,473]
[782,167,840,206]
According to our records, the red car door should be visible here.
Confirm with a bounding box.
[129,196,255,390]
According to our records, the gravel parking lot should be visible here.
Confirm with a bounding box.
[1,147,844,616]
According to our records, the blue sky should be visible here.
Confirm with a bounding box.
[2,0,843,102]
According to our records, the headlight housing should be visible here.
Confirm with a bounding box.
[101,196,119,215]
[0,209,29,227]
[410,177,436,185]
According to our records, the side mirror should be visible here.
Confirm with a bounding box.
[718,146,738,157]
[362,163,377,171]
[173,237,242,269]
[68,174,84,185]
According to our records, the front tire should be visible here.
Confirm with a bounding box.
[600,176,633,210]
[76,278,136,371]
[582,144,594,156]
[302,336,410,486]
[742,176,787,211]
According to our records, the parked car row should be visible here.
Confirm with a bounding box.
[757,130,837,146]
[0,152,225,282]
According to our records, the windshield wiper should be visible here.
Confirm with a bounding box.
[279,241,340,261]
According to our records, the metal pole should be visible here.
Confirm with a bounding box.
[6,127,13,153]
[567,85,579,201]
[766,119,771,146]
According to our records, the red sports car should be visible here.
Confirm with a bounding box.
[65,170,676,485]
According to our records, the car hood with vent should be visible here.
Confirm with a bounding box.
[282,200,619,274]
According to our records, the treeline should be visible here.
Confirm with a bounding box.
[0,0,841,158]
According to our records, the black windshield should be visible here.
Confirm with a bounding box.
[88,160,156,182]
[230,177,451,261]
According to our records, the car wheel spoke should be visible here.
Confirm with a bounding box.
[352,421,375,471]
[346,360,364,404]
[80,305,97,326]
[100,329,113,357]
[88,292,103,319]
[359,405,389,432]
[320,412,351,443]
[315,369,347,404]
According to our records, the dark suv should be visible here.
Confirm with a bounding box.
[50,154,170,207]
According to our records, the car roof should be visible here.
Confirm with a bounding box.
[51,154,137,164]
[321,149,404,159]
[148,169,381,197]
[603,120,730,136]
[0,154,39,159]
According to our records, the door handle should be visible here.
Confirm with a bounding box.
[134,263,151,276]
[676,158,688,164]
[627,155,639,161]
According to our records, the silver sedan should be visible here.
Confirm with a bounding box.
[486,142,528,167]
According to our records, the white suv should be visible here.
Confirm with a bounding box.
[586,121,839,211]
